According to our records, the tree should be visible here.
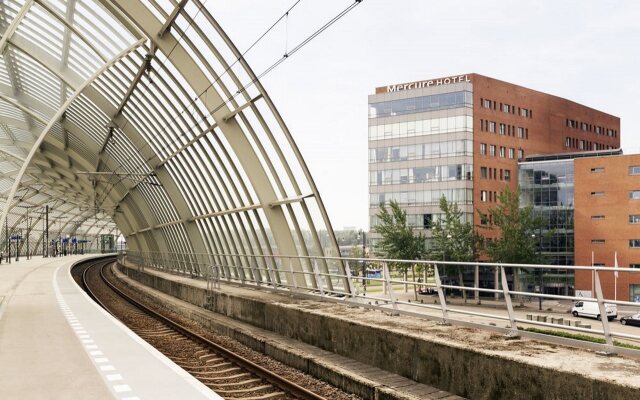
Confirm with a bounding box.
[375,200,426,297]
[478,186,547,300]
[477,186,545,264]
[430,196,483,301]
[375,200,426,261]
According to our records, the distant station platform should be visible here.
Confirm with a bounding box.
[0,255,219,400]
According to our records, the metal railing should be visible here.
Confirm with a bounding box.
[118,250,640,356]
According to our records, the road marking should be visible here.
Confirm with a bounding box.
[113,384,132,393]
[53,263,138,400]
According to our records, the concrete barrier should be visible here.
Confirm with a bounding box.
[118,264,640,400]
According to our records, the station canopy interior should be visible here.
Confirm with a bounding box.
[0,0,344,289]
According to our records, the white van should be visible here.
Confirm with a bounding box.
[571,301,617,321]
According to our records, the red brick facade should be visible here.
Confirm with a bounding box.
[471,74,620,238]
[574,155,640,300]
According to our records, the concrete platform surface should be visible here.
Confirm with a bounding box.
[0,255,220,400]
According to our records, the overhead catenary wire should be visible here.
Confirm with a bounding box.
[98,0,363,196]
[93,0,308,190]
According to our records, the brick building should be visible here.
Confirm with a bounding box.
[574,154,640,301]
[368,73,620,242]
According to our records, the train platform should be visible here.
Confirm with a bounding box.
[0,255,219,400]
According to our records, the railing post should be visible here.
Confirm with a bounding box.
[433,263,450,324]
[268,256,278,288]
[500,265,520,338]
[474,264,480,304]
[312,259,325,298]
[344,261,357,298]
[382,262,399,315]
[289,258,298,291]
[594,270,616,353]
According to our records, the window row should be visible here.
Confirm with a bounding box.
[480,167,511,181]
[480,98,532,118]
[371,211,473,230]
[589,191,640,199]
[479,143,520,159]
[590,166,640,175]
[565,119,617,137]
[480,190,498,203]
[369,188,473,207]
[369,140,472,163]
[369,91,472,118]
[368,115,473,141]
[564,136,613,151]
[369,164,473,185]
[592,215,640,223]
[479,119,529,139]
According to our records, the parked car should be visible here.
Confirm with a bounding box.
[571,301,617,321]
[620,313,640,326]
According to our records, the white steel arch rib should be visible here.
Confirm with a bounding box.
[0,0,347,293]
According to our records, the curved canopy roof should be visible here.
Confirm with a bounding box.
[0,0,344,289]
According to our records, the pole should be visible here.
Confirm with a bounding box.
[361,230,366,289]
[538,230,542,311]
[26,212,30,260]
[45,205,49,258]
[5,216,7,264]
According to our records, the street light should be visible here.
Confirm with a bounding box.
[532,233,542,311]
[358,230,367,289]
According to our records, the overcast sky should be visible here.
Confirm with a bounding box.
[211,0,640,230]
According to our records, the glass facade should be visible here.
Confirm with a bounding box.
[368,91,473,118]
[368,115,473,141]
[369,140,473,163]
[368,81,474,242]
[369,164,473,185]
[519,160,575,294]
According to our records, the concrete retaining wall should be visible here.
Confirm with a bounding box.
[119,264,639,400]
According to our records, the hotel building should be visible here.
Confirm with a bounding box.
[368,73,620,242]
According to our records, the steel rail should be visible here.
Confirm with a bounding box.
[87,259,327,400]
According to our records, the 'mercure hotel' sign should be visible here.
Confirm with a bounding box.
[379,74,471,94]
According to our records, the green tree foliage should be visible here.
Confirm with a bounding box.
[430,195,482,263]
[478,186,545,264]
[430,196,483,301]
[375,200,426,261]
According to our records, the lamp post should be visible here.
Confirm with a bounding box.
[532,233,542,311]
[358,230,367,289]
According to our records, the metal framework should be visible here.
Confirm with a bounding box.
[0,0,345,291]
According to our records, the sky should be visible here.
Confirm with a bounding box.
[209,0,640,231]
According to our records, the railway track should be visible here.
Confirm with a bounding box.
[74,258,329,400]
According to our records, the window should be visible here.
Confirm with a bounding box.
[630,166,640,175]
[489,145,496,157]
[503,104,510,113]
[499,123,506,135]
[630,264,640,269]
[489,121,496,133]
[481,190,487,202]
[509,148,515,159]
[517,127,524,138]
[591,167,605,173]
[423,214,433,229]
[591,215,605,220]
[480,143,487,155]
[630,240,640,248]
[484,99,491,108]
[630,191,640,200]
[518,149,524,159]
[504,169,511,182]
[499,146,506,158]
[591,191,604,196]
[591,240,605,244]
[630,215,640,224]
[480,167,487,179]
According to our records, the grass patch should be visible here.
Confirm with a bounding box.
[524,327,640,351]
